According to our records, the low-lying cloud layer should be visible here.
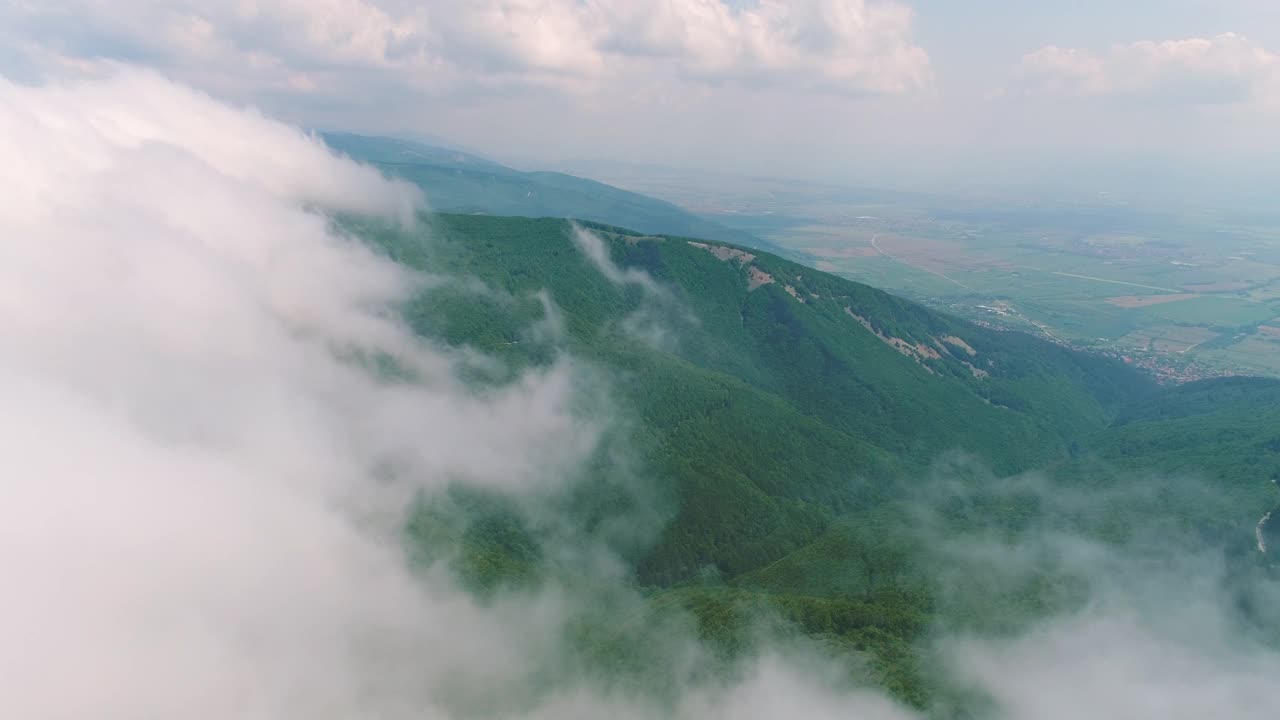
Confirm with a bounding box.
[0,66,599,718]
[0,67,918,719]
[907,459,1280,719]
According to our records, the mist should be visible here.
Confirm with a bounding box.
[908,458,1280,719]
[2,66,1276,720]
[0,67,916,720]
[0,66,608,719]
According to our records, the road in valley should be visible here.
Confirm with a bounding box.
[869,234,975,291]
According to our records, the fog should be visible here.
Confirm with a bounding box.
[910,458,1280,719]
[0,67,916,720]
[0,66,602,719]
[1,67,1276,719]
[567,221,698,353]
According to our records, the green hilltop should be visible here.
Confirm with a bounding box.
[344,211,1280,709]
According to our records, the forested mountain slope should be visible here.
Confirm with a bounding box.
[1082,376,1280,548]
[342,212,1278,707]
[349,214,1152,577]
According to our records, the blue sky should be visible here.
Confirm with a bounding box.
[2,1,1277,202]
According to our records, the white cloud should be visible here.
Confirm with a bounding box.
[0,66,600,718]
[571,222,663,292]
[594,0,931,93]
[909,462,1280,720]
[0,0,932,99]
[948,607,1280,720]
[569,223,701,352]
[1016,33,1280,106]
[0,64,928,719]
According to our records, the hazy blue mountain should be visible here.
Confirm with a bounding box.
[322,132,791,256]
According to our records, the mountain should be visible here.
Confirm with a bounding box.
[342,212,1279,707]
[322,131,511,174]
[322,132,790,256]
[348,213,1151,568]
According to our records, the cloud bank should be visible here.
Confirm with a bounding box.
[0,66,922,719]
[0,0,931,98]
[1015,33,1280,107]
[0,65,607,717]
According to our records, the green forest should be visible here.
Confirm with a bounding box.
[345,212,1280,712]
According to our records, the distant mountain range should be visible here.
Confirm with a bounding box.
[322,132,792,257]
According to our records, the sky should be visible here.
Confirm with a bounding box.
[2,0,1279,197]
[3,14,1280,717]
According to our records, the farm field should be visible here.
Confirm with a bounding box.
[1197,334,1280,376]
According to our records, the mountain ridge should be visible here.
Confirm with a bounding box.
[348,212,1160,576]
[322,132,792,257]
[345,210,1279,708]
